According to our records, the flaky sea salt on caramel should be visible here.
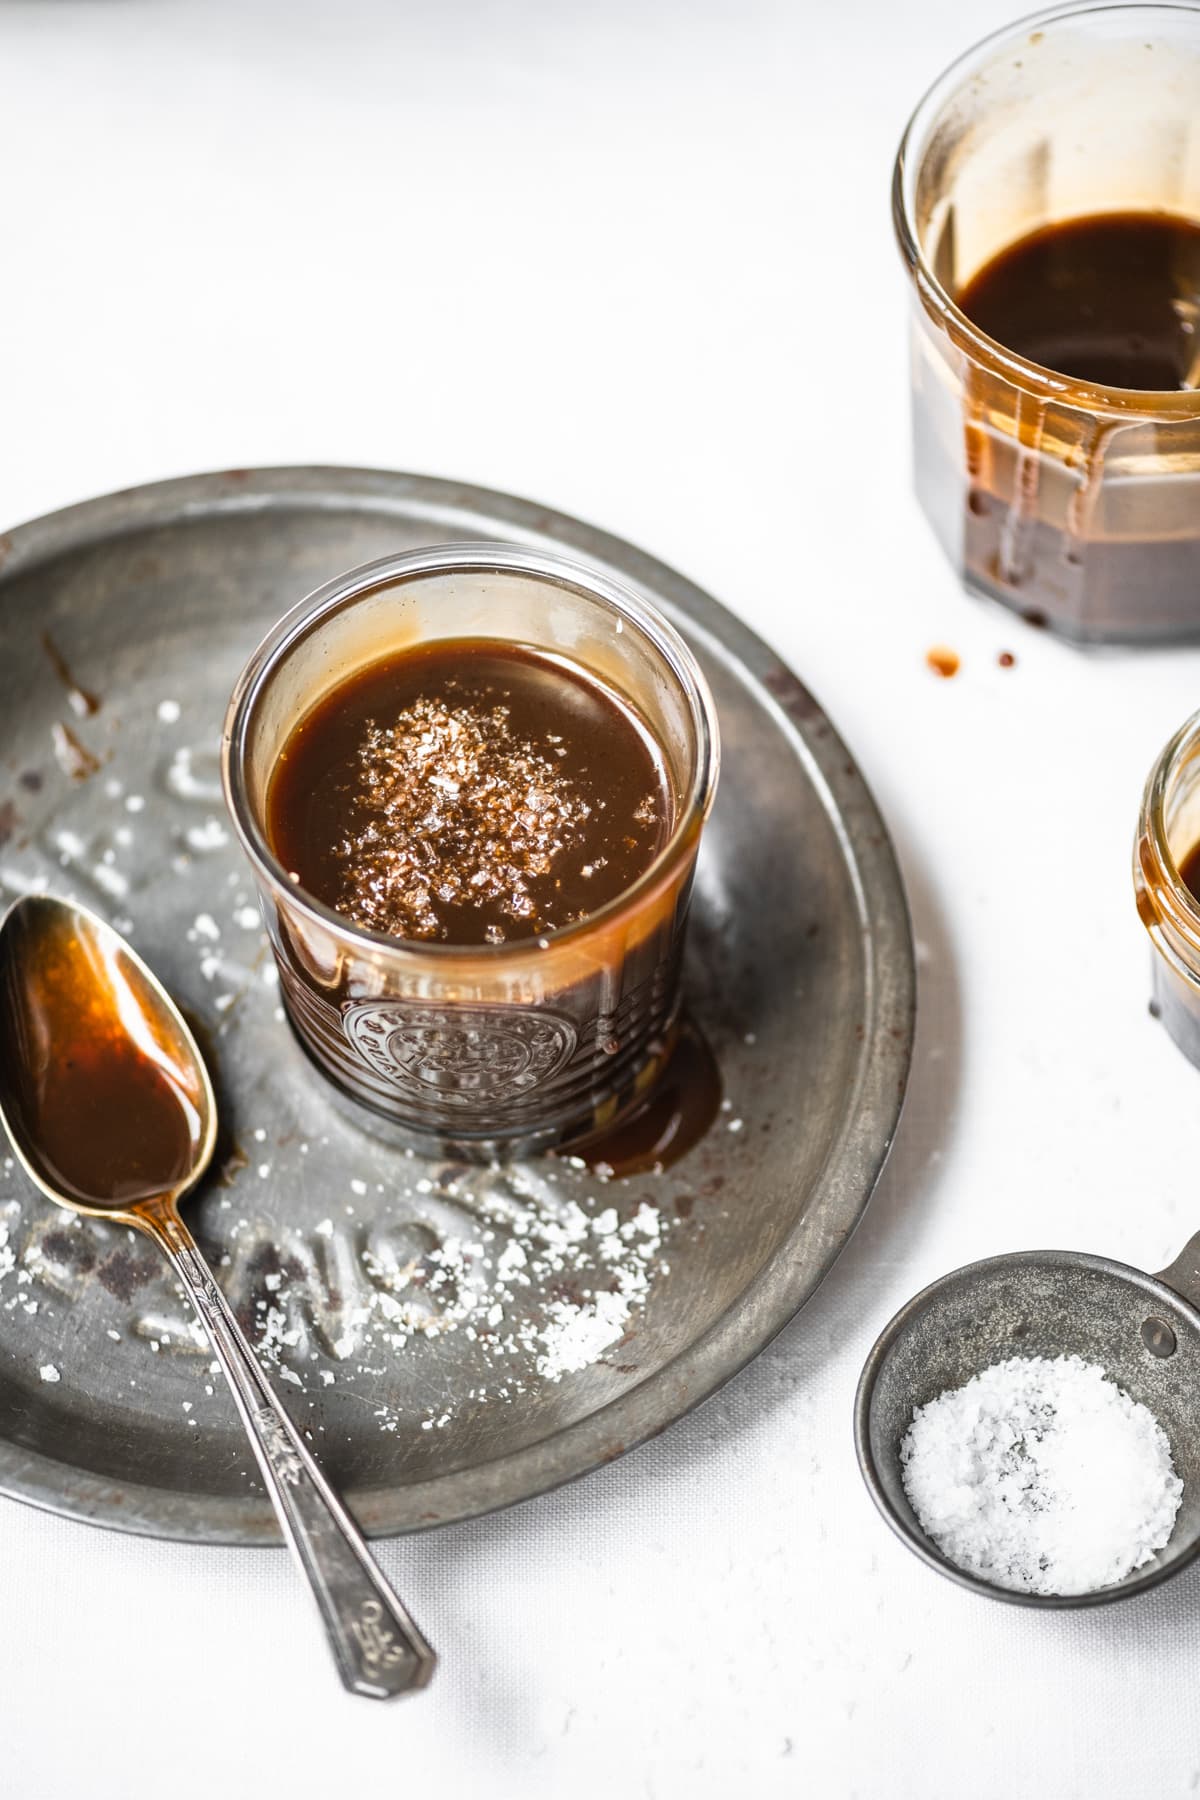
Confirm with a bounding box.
[337,696,599,941]
[267,641,670,946]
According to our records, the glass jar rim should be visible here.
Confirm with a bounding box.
[221,540,721,968]
[893,0,1200,418]
[1138,703,1200,958]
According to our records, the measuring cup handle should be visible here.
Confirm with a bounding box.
[136,1197,437,1699]
[1153,1231,1200,1309]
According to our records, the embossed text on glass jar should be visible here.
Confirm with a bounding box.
[222,544,719,1155]
[896,3,1200,643]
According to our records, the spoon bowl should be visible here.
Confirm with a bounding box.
[0,894,217,1215]
[0,893,436,1696]
[854,1241,1200,1606]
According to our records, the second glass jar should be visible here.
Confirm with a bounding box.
[896,3,1200,643]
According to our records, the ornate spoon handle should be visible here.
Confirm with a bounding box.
[137,1197,436,1699]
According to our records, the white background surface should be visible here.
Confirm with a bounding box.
[4,0,1200,1794]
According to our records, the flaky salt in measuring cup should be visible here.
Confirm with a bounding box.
[854,1234,1200,1606]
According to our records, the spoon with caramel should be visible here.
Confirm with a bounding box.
[0,893,435,1699]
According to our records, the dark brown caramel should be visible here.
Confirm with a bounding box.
[559,1013,722,1177]
[0,922,201,1207]
[912,210,1200,639]
[1178,841,1200,907]
[268,640,671,947]
[959,212,1200,391]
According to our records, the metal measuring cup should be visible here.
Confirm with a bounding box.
[854,1235,1200,1607]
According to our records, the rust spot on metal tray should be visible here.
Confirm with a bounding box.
[96,1247,158,1303]
[219,1143,249,1185]
[41,1229,97,1275]
[41,632,100,717]
[127,553,164,584]
[762,663,823,722]
[50,722,100,782]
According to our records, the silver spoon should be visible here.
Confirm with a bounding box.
[0,893,436,1698]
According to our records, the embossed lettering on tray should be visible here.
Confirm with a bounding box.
[343,999,577,1104]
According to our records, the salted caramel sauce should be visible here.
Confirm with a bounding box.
[267,640,672,947]
[1178,841,1200,910]
[559,1013,722,1177]
[942,211,1200,635]
[0,911,205,1207]
[959,213,1200,392]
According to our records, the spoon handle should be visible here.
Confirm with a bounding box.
[140,1200,437,1700]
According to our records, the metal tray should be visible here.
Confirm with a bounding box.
[0,467,914,1544]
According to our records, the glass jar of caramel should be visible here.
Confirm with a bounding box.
[1136,708,1200,1068]
[223,544,719,1157]
[896,4,1200,643]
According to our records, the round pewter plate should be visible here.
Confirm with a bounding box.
[0,467,913,1545]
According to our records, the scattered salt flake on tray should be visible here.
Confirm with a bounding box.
[215,1161,671,1429]
[91,864,129,899]
[185,818,228,853]
[901,1354,1183,1596]
[165,745,223,803]
[536,1290,631,1379]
